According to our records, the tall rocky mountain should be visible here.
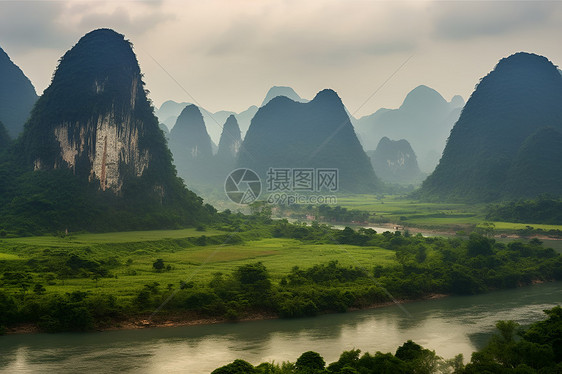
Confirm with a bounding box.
[156,100,191,129]
[355,85,463,172]
[215,115,242,184]
[216,115,242,161]
[367,137,423,185]
[503,127,562,199]
[156,85,308,143]
[168,104,215,186]
[159,122,169,140]
[0,46,38,138]
[419,52,562,202]
[156,101,258,144]
[238,89,379,193]
[7,28,210,232]
[260,86,308,107]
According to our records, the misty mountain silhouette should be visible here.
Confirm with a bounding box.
[0,46,38,138]
[367,137,423,185]
[156,101,258,143]
[217,114,242,162]
[419,52,562,201]
[238,89,379,193]
[355,85,463,173]
[168,104,216,186]
[215,114,243,183]
[260,86,308,107]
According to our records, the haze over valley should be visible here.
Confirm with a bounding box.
[1,2,562,374]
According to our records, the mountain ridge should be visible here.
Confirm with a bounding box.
[0,46,38,138]
[238,88,379,193]
[418,52,562,201]
[1,28,211,233]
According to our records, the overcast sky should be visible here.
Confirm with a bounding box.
[1,0,561,116]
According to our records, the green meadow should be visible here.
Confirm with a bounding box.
[0,232,397,302]
[337,195,562,232]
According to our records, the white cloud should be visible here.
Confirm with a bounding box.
[430,1,555,40]
[2,0,562,114]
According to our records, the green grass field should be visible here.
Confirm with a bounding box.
[337,194,562,232]
[1,227,228,247]
[0,234,397,301]
[488,222,562,231]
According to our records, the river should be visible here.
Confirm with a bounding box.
[1,282,560,373]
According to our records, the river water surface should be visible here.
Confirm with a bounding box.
[1,281,560,373]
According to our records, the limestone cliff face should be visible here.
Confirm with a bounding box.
[51,111,149,192]
[3,28,209,232]
[21,29,161,195]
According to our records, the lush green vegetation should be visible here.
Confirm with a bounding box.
[0,29,213,236]
[0,120,10,149]
[210,306,562,373]
[1,217,560,334]
[295,195,562,237]
[277,205,371,224]
[418,53,562,202]
[333,195,484,228]
[487,197,562,225]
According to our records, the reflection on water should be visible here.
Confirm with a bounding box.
[0,282,560,374]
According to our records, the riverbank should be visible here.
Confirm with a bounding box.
[3,292,449,335]
[2,282,560,374]
[2,226,560,338]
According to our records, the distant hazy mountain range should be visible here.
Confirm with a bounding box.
[156,100,257,145]
[355,85,464,173]
[156,86,310,145]
[157,85,463,176]
[238,89,379,193]
[168,104,215,185]
[367,137,424,185]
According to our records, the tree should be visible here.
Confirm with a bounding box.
[395,340,441,374]
[0,291,18,329]
[524,306,562,362]
[327,349,361,373]
[211,359,256,374]
[152,259,165,271]
[295,351,325,372]
[466,233,494,257]
[33,283,46,295]
[234,262,272,307]
[440,354,464,374]
[475,222,496,238]
[395,340,424,361]
[416,245,427,263]
[235,262,271,290]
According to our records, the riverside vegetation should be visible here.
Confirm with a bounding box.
[0,211,560,334]
[210,306,562,373]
